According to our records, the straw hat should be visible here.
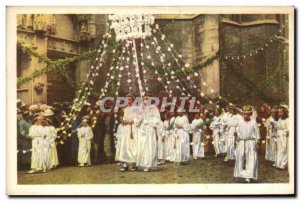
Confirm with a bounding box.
[41,109,54,117]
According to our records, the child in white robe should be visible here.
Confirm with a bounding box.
[157,119,166,165]
[43,118,59,170]
[210,108,223,157]
[28,116,47,174]
[274,107,289,169]
[221,106,231,154]
[225,105,243,162]
[77,119,94,166]
[265,108,277,162]
[234,105,259,183]
[164,113,176,162]
[174,110,190,165]
[115,116,124,165]
[190,113,205,160]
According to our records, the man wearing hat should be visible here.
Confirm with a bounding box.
[234,105,260,183]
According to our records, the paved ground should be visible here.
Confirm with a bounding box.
[18,154,289,184]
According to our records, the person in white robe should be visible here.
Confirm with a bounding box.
[221,105,231,154]
[174,109,190,165]
[190,113,205,159]
[164,112,177,162]
[28,116,47,174]
[119,94,141,172]
[224,105,243,162]
[42,118,59,170]
[115,116,124,165]
[265,108,277,162]
[157,118,166,165]
[136,95,162,172]
[274,107,289,169]
[210,108,223,157]
[234,105,260,183]
[77,118,94,166]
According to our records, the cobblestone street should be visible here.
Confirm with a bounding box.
[18,154,289,184]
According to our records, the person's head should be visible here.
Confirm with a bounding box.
[194,113,200,119]
[278,106,288,119]
[214,107,222,116]
[17,113,23,121]
[35,116,44,125]
[270,108,277,118]
[82,119,89,127]
[126,94,134,106]
[225,105,230,112]
[242,105,252,121]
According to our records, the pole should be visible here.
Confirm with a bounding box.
[132,39,144,98]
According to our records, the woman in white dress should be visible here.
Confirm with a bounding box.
[274,106,289,169]
[119,94,141,172]
[210,108,223,157]
[234,105,260,183]
[136,95,162,172]
[190,113,205,160]
[174,109,190,165]
[28,116,47,174]
[265,108,278,162]
[77,118,94,166]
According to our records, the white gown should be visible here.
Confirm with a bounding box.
[174,115,190,163]
[190,118,205,158]
[119,105,141,164]
[265,117,277,161]
[226,114,243,160]
[164,117,176,162]
[234,119,259,180]
[274,118,289,169]
[210,116,223,155]
[28,125,47,171]
[77,126,94,165]
[157,120,166,161]
[136,105,162,168]
[221,112,230,154]
[115,123,124,162]
[44,126,59,169]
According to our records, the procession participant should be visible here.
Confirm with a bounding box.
[190,113,205,160]
[210,108,223,157]
[265,107,278,162]
[77,118,94,167]
[136,93,162,172]
[157,113,167,165]
[234,105,260,183]
[42,109,59,170]
[119,94,141,172]
[174,108,190,165]
[221,105,231,154]
[274,106,289,169]
[256,104,270,154]
[224,104,243,162]
[165,111,177,162]
[115,114,124,166]
[28,116,47,174]
[17,111,32,168]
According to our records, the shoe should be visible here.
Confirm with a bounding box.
[27,169,38,174]
[120,166,128,172]
[224,157,228,162]
[144,168,151,172]
[85,163,91,167]
[42,169,47,173]
[214,154,218,157]
[78,164,84,167]
[245,178,250,183]
[116,162,121,166]
[272,163,276,167]
[193,157,197,160]
[130,166,137,171]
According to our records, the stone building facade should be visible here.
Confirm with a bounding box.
[17,14,289,106]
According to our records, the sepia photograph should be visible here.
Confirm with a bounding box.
[6,6,294,195]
